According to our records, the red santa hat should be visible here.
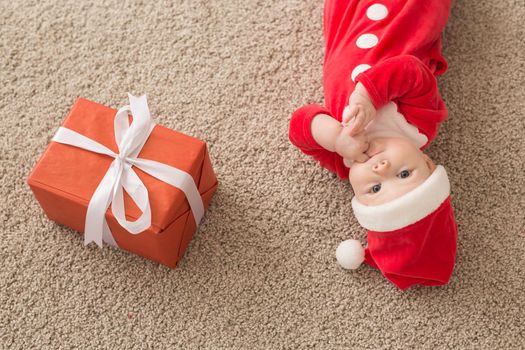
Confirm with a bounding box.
[336,165,458,290]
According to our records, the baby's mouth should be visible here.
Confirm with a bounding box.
[366,142,383,158]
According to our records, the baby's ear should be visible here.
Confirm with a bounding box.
[423,153,437,172]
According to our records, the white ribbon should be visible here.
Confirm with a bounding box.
[52,94,204,247]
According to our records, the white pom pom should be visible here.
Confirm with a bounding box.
[336,239,365,270]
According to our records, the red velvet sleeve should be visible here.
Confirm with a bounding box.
[355,55,448,146]
[288,104,349,179]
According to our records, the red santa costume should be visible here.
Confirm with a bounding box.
[289,0,458,290]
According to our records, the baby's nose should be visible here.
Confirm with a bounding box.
[372,160,389,173]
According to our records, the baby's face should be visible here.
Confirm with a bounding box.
[349,138,436,206]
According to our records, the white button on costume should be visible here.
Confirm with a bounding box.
[356,33,379,49]
[350,64,371,82]
[350,4,388,82]
[366,4,389,21]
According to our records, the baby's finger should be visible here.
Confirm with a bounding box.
[342,105,358,125]
[353,152,370,163]
[359,139,370,152]
[343,158,354,168]
[347,112,366,136]
[342,106,352,125]
[353,131,368,142]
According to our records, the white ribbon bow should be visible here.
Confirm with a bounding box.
[52,94,204,247]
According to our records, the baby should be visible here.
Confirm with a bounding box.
[289,0,458,289]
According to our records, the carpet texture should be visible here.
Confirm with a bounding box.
[1,0,524,348]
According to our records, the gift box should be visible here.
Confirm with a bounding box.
[27,95,217,268]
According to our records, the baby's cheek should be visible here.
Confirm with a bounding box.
[348,181,360,198]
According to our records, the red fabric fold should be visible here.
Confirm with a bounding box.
[364,198,458,290]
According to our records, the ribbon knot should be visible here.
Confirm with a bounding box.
[117,153,128,164]
[52,94,205,248]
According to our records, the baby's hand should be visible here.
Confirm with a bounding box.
[334,128,370,163]
[342,83,377,136]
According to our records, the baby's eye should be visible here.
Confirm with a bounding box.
[370,184,381,193]
[398,170,411,179]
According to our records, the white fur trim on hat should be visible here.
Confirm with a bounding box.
[351,165,450,232]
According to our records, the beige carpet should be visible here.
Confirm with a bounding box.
[1,0,524,348]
